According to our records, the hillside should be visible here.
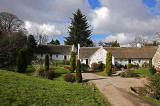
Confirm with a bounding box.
[0,70,107,106]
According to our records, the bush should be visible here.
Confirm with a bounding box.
[34,65,45,77]
[64,72,75,82]
[16,48,28,73]
[64,66,70,69]
[149,67,156,75]
[76,60,82,83]
[145,73,160,99]
[105,52,112,76]
[142,62,149,68]
[63,60,70,65]
[120,69,138,77]
[81,63,89,72]
[70,51,76,72]
[98,61,104,71]
[44,54,49,71]
[91,63,99,71]
[48,70,55,80]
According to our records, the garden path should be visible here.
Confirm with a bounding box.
[82,73,156,106]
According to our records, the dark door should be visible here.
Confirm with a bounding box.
[86,59,88,65]
[128,59,131,64]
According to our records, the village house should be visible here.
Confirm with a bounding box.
[79,46,158,67]
[36,44,74,60]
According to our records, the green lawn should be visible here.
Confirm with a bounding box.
[142,96,160,105]
[95,71,106,76]
[0,68,107,106]
[133,68,149,77]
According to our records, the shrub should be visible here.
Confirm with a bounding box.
[64,66,70,69]
[81,63,89,72]
[76,60,82,83]
[64,72,75,82]
[145,73,160,99]
[149,67,156,75]
[127,63,139,69]
[91,63,99,71]
[33,65,45,77]
[105,52,112,76]
[63,60,70,65]
[48,70,55,80]
[44,54,49,71]
[98,61,104,71]
[16,48,28,73]
[120,69,138,77]
[142,62,149,68]
[70,51,76,72]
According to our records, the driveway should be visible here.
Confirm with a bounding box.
[82,73,156,106]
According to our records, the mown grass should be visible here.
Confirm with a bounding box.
[95,71,106,76]
[133,68,149,77]
[0,69,107,106]
[142,96,160,105]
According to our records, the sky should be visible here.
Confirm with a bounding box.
[0,0,160,46]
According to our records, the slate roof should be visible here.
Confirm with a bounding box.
[36,44,72,55]
[79,46,158,59]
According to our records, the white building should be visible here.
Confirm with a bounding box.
[79,46,158,67]
[36,44,74,60]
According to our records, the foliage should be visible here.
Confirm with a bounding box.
[145,73,160,100]
[48,39,60,45]
[91,63,99,71]
[76,60,82,83]
[33,64,45,77]
[69,51,76,72]
[81,63,89,72]
[0,70,107,106]
[120,69,138,77]
[127,63,139,69]
[64,9,93,48]
[16,48,28,73]
[133,68,149,76]
[149,60,152,68]
[98,61,105,71]
[149,67,156,75]
[142,62,149,68]
[0,32,27,66]
[111,40,120,47]
[44,54,49,71]
[48,70,55,80]
[64,72,75,82]
[105,52,112,76]
[98,40,120,47]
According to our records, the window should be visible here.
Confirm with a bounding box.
[86,59,88,65]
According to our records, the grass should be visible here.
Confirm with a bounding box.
[142,96,160,105]
[133,68,149,77]
[0,68,107,106]
[95,71,106,76]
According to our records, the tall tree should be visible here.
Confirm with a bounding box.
[48,39,60,45]
[27,35,37,50]
[0,12,25,32]
[65,9,93,48]
[70,51,76,72]
[76,59,82,83]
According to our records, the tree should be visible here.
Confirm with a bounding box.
[27,35,37,50]
[98,40,120,47]
[44,54,49,71]
[65,9,93,48]
[48,39,60,45]
[105,51,112,76]
[16,48,28,73]
[76,59,82,83]
[0,12,25,32]
[129,36,146,47]
[70,51,76,72]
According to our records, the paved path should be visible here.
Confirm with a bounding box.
[82,73,156,106]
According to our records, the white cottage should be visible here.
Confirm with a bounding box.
[36,44,74,60]
[79,46,158,67]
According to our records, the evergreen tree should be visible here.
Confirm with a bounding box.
[55,40,60,45]
[65,9,93,48]
[76,59,82,83]
[16,48,28,73]
[27,35,37,50]
[45,54,49,71]
[70,51,76,72]
[48,39,60,45]
[111,40,120,47]
[105,51,112,76]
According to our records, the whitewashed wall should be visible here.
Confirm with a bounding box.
[115,58,150,66]
[89,47,115,66]
[36,54,70,60]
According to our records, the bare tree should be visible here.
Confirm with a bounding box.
[152,32,160,45]
[129,36,146,47]
[0,12,25,32]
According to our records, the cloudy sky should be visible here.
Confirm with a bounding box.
[0,0,160,45]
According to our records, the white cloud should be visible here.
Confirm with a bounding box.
[90,0,160,45]
[25,21,61,37]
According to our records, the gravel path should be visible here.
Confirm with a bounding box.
[82,73,156,106]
